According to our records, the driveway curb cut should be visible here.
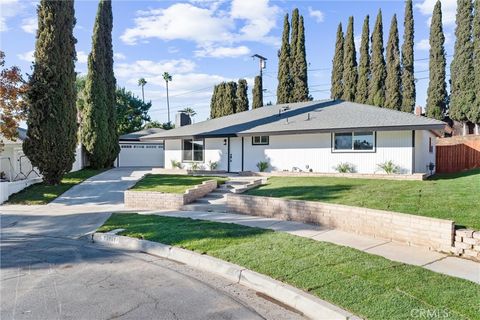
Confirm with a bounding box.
[92,232,360,320]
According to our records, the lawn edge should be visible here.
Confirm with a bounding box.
[92,232,360,320]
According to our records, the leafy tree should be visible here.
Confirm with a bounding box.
[356,15,370,104]
[426,1,448,120]
[276,13,292,104]
[116,87,151,135]
[23,0,77,184]
[450,0,475,133]
[369,9,386,107]
[385,14,402,110]
[252,76,263,109]
[215,82,226,117]
[290,9,300,71]
[472,0,480,130]
[210,84,219,119]
[331,23,344,99]
[138,78,147,102]
[163,72,172,123]
[236,79,249,112]
[80,0,117,169]
[342,16,357,102]
[292,15,309,102]
[144,121,173,130]
[0,51,28,146]
[223,81,237,116]
[179,107,197,119]
[401,0,415,112]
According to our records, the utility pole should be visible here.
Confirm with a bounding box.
[251,54,267,77]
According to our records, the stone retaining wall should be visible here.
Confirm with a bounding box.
[125,180,218,210]
[226,194,454,251]
[452,229,480,261]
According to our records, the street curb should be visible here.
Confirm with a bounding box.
[92,232,359,320]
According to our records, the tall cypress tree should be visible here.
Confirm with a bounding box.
[81,0,116,168]
[223,81,237,116]
[210,84,219,119]
[356,15,370,104]
[342,16,357,102]
[236,79,249,112]
[252,76,263,109]
[102,0,118,167]
[331,23,344,99]
[426,1,447,120]
[276,14,292,104]
[290,9,300,84]
[215,82,226,117]
[450,0,474,134]
[369,9,386,107]
[385,14,402,110]
[23,0,77,185]
[292,15,309,102]
[401,0,415,112]
[472,0,480,132]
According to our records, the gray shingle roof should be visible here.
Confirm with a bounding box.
[141,99,445,140]
[119,128,164,141]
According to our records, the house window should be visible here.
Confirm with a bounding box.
[429,137,434,153]
[182,139,204,162]
[252,136,269,145]
[332,132,375,152]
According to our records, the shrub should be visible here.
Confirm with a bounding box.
[334,162,355,173]
[377,160,400,174]
[208,160,218,170]
[190,162,201,171]
[171,160,183,169]
[256,161,269,172]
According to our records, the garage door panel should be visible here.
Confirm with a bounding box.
[118,144,164,167]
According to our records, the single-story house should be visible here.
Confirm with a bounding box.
[141,99,445,174]
[117,128,165,167]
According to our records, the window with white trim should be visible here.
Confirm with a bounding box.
[252,136,269,145]
[332,132,375,152]
[182,139,204,162]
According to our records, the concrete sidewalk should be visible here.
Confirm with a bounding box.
[145,210,480,284]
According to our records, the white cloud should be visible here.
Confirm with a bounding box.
[308,7,324,23]
[115,59,196,79]
[416,38,430,51]
[21,16,36,34]
[415,0,457,26]
[17,50,34,62]
[195,45,250,58]
[77,51,88,64]
[0,0,24,32]
[114,52,126,60]
[121,0,280,49]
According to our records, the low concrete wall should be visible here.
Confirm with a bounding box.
[226,194,454,251]
[0,178,43,204]
[125,180,218,210]
[239,171,428,181]
[452,229,480,261]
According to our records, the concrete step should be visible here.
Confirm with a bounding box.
[181,203,228,213]
[196,197,226,204]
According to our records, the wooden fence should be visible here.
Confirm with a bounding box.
[436,136,480,173]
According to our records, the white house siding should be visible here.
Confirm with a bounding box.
[242,130,414,174]
[165,138,228,170]
[414,130,436,173]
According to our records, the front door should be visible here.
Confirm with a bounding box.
[229,137,242,172]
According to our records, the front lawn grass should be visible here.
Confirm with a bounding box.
[99,213,480,320]
[7,168,106,205]
[130,174,227,194]
[245,169,480,230]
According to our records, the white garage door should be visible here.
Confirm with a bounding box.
[117,143,164,167]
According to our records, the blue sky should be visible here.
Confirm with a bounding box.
[1,0,457,122]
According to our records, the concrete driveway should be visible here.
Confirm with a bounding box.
[1,168,302,319]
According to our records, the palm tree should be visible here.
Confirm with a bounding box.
[137,78,147,102]
[163,72,172,123]
[179,107,197,120]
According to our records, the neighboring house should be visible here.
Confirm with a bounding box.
[141,100,445,174]
[117,128,165,167]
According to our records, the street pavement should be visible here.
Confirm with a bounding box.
[1,168,303,320]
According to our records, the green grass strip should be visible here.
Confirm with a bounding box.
[7,168,106,205]
[99,213,480,320]
[245,169,480,230]
[130,174,227,194]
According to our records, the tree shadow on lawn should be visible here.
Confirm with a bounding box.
[247,184,355,202]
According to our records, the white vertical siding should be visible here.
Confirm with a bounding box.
[164,138,229,170]
[414,130,436,173]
